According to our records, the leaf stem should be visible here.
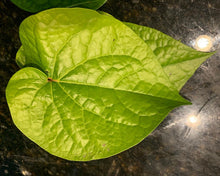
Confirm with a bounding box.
[47,77,59,82]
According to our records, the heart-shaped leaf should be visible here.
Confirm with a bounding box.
[6,8,213,161]
[11,0,107,13]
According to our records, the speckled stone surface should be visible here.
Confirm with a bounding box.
[0,0,220,175]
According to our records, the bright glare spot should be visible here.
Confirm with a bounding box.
[189,116,197,123]
[186,115,200,127]
[197,38,209,48]
[194,35,213,51]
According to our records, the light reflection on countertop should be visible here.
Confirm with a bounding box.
[186,115,201,128]
[191,34,220,52]
[193,35,213,51]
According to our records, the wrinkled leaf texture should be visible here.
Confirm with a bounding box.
[10,0,107,13]
[6,8,213,161]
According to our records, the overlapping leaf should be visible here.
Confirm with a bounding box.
[6,8,213,161]
[11,0,107,13]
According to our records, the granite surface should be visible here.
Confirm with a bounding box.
[0,0,220,175]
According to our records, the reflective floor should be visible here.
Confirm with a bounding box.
[0,0,219,175]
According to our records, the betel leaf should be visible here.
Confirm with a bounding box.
[6,8,212,161]
[10,0,107,13]
[125,22,214,91]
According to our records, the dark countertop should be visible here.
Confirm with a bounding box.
[0,0,219,175]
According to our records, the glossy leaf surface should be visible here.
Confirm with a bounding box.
[11,0,107,13]
[7,8,212,161]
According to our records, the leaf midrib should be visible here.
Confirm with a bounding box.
[160,52,212,67]
[53,80,187,104]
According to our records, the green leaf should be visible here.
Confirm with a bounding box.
[11,0,107,13]
[7,8,212,161]
[16,46,26,68]
[125,22,214,91]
